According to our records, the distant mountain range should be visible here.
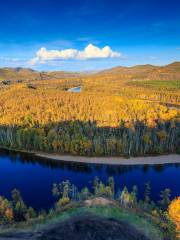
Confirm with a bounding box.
[96,62,180,81]
[0,62,180,82]
[0,67,84,82]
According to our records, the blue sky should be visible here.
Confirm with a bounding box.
[0,0,180,71]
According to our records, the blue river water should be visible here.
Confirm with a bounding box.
[67,86,81,92]
[0,149,179,210]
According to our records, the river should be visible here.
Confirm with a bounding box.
[0,149,179,210]
[67,86,81,92]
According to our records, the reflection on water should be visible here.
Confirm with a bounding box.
[0,148,179,210]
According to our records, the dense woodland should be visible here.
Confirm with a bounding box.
[0,63,179,156]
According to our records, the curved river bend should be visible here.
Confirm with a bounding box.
[0,149,179,210]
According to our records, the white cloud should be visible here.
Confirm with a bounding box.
[29,44,123,65]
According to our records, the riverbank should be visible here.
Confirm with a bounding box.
[0,146,180,165]
[36,153,180,165]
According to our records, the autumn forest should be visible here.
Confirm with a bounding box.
[0,62,179,157]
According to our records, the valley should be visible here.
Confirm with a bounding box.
[0,62,179,239]
[0,62,179,159]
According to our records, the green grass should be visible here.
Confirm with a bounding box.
[130,80,180,90]
[87,206,163,240]
[34,205,163,240]
[0,204,164,240]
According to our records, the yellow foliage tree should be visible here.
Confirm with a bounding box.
[168,197,180,238]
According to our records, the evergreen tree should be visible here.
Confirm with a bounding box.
[144,182,151,204]
[131,185,138,205]
[108,177,115,199]
[159,188,171,210]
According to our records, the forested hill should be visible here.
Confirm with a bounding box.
[96,62,180,80]
[0,67,84,82]
[0,61,180,83]
[0,61,179,157]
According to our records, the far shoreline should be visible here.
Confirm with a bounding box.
[36,153,180,165]
[0,146,180,165]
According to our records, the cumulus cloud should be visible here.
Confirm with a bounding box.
[29,44,122,65]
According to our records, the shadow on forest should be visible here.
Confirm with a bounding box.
[0,119,179,171]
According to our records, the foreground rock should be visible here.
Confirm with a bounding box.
[85,197,115,207]
[0,214,151,240]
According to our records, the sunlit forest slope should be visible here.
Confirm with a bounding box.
[0,62,179,156]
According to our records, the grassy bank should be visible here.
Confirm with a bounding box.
[0,204,164,240]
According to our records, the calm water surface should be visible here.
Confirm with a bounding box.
[67,86,81,92]
[0,149,179,210]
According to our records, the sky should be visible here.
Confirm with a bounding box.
[0,0,180,71]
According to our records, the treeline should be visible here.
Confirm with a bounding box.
[0,87,179,156]
[83,73,180,105]
[0,178,179,239]
[0,120,179,156]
